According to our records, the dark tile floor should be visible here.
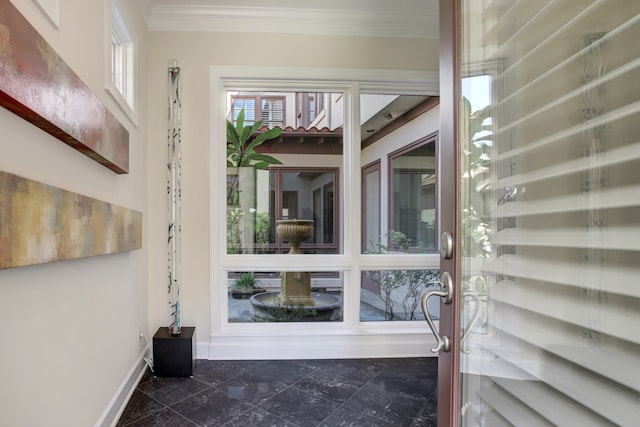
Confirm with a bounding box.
[117,358,438,426]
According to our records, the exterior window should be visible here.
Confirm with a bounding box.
[109,0,136,116]
[231,96,284,128]
[362,161,381,252]
[296,93,325,128]
[269,168,338,254]
[388,135,437,252]
[227,167,338,255]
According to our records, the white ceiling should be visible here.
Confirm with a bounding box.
[136,0,439,38]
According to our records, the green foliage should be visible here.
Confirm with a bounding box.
[226,207,243,254]
[387,230,410,250]
[254,211,271,253]
[262,298,318,322]
[227,109,283,169]
[461,96,493,258]
[226,109,282,254]
[233,272,258,290]
[365,230,440,320]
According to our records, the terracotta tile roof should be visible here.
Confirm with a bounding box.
[257,125,343,135]
[253,125,344,155]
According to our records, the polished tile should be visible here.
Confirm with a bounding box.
[193,360,259,387]
[221,407,298,427]
[317,406,397,427]
[244,360,314,385]
[311,358,387,385]
[259,386,341,426]
[118,357,438,427]
[170,387,254,426]
[290,370,362,404]
[125,408,197,427]
[215,370,290,405]
[137,376,210,406]
[116,390,164,426]
[343,381,429,426]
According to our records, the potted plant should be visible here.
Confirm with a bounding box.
[231,272,266,299]
[226,109,282,253]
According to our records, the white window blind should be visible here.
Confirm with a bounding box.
[461,1,640,425]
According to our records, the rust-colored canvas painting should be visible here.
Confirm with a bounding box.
[0,0,129,173]
[0,171,142,270]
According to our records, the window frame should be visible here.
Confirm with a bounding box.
[106,0,138,126]
[210,66,440,360]
[231,95,286,129]
[361,160,381,252]
[387,133,439,253]
[296,92,326,128]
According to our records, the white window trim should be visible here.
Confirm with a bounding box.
[208,66,439,360]
[106,0,138,127]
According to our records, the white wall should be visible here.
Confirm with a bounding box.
[145,31,439,350]
[0,1,148,426]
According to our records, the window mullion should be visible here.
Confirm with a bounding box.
[343,82,362,328]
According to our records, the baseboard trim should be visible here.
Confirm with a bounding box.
[203,333,438,360]
[196,340,211,359]
[95,343,150,427]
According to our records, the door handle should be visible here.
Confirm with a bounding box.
[421,271,453,353]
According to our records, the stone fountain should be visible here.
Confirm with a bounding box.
[249,219,342,321]
[276,219,315,306]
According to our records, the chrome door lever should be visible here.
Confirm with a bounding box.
[421,271,453,353]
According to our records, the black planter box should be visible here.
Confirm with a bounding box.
[152,326,195,377]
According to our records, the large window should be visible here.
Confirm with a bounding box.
[214,74,439,351]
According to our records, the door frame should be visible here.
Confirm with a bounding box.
[438,0,462,424]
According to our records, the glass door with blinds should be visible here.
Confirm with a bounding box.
[455,0,640,425]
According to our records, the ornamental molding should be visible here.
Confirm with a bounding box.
[145,4,438,38]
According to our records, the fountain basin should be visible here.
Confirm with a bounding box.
[250,291,342,322]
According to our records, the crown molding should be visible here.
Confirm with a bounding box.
[146,5,438,38]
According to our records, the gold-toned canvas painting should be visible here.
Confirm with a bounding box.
[0,171,142,269]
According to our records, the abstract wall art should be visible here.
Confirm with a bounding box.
[0,171,142,270]
[0,0,129,173]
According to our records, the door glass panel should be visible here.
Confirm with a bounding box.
[458,1,640,425]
